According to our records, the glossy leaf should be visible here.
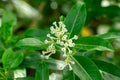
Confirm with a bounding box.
[93,60,120,78]
[74,36,114,52]
[2,48,24,69]
[16,38,48,50]
[22,53,66,70]
[1,11,17,41]
[35,62,49,80]
[24,29,49,38]
[64,2,86,38]
[71,56,102,80]
[95,32,120,40]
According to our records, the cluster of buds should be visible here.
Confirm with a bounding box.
[42,21,78,70]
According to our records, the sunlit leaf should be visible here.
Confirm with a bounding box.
[74,36,114,52]
[95,32,120,40]
[16,38,48,50]
[64,2,86,38]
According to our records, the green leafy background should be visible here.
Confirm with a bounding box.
[0,0,120,80]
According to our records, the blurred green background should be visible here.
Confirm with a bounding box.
[0,0,120,67]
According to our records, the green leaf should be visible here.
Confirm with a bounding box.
[84,0,102,9]
[74,36,114,52]
[64,2,86,38]
[1,11,17,41]
[62,66,75,80]
[71,56,102,80]
[24,29,49,38]
[5,70,14,79]
[60,16,65,21]
[16,38,48,50]
[2,48,24,69]
[95,32,120,40]
[102,71,120,80]
[21,53,65,70]
[16,77,35,80]
[24,29,50,42]
[21,53,41,69]
[46,58,67,70]
[93,60,120,78]
[35,62,49,80]
[0,72,7,80]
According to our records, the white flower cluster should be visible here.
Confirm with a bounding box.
[42,21,78,70]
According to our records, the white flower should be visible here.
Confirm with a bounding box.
[50,26,55,34]
[49,73,56,80]
[42,21,78,69]
[44,52,53,59]
[56,40,64,45]
[53,21,57,28]
[55,32,61,37]
[47,34,56,39]
[61,47,66,52]
[61,47,67,57]
[62,35,67,40]
[45,21,78,56]
[56,62,67,70]
[67,48,72,54]
[68,42,75,47]
[64,57,75,70]
[68,63,72,70]
[42,44,56,59]
[72,35,78,40]
[44,40,50,44]
[56,40,61,44]
[64,43,69,48]
[47,44,56,53]
[47,34,51,37]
